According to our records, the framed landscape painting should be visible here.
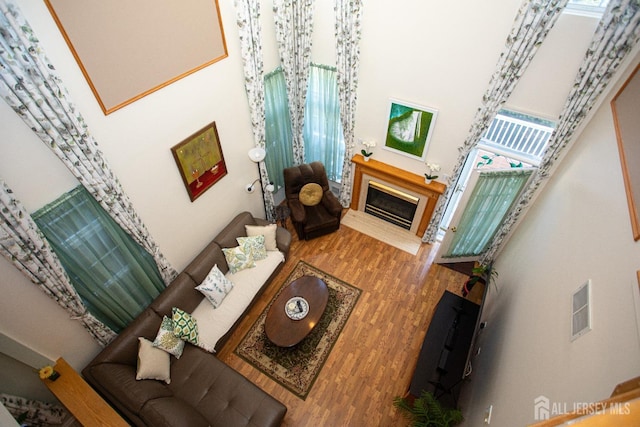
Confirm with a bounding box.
[384,99,438,161]
[171,121,227,201]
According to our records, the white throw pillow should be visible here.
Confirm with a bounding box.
[137,337,171,384]
[245,223,278,251]
[196,264,234,308]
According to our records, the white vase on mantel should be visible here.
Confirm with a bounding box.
[364,156,371,162]
[424,177,432,184]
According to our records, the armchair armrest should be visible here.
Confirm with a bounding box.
[322,190,343,217]
[288,199,306,222]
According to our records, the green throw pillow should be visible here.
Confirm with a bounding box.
[237,235,267,261]
[152,315,185,358]
[172,307,199,345]
[222,245,256,274]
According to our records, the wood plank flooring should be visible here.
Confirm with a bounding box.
[217,212,468,426]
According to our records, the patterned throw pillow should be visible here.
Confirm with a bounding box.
[172,307,199,345]
[195,264,234,309]
[222,245,256,274]
[246,224,278,251]
[137,337,171,384]
[152,316,185,358]
[237,235,267,261]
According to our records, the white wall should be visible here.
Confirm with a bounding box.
[460,53,640,426]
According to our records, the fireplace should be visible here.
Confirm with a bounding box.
[350,155,446,236]
[365,181,419,230]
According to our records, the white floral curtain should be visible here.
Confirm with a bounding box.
[423,0,569,242]
[234,0,276,221]
[336,0,364,207]
[273,0,315,165]
[0,0,177,285]
[483,0,640,262]
[0,179,116,346]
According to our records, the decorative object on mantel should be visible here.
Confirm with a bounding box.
[360,140,376,161]
[424,162,441,184]
[384,98,438,161]
[171,121,227,201]
[39,365,60,382]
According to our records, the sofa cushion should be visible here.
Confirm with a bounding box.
[222,245,256,274]
[137,337,171,384]
[168,345,287,427]
[190,251,285,351]
[140,397,210,427]
[149,273,202,318]
[213,211,257,249]
[153,315,185,359]
[195,264,234,309]
[87,362,173,414]
[245,223,278,251]
[172,307,199,345]
[184,240,229,281]
[237,235,267,261]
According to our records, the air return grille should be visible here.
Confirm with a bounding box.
[571,280,592,341]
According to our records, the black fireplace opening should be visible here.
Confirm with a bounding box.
[364,181,419,230]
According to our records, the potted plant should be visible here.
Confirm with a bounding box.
[424,163,441,184]
[462,263,498,296]
[361,140,376,161]
[393,391,463,427]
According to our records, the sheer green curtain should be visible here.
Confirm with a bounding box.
[33,186,165,332]
[264,67,294,192]
[446,170,533,258]
[304,64,345,182]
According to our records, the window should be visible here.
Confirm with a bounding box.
[263,64,346,184]
[33,186,165,332]
[303,64,345,182]
[264,67,294,193]
[479,109,556,167]
[565,0,610,17]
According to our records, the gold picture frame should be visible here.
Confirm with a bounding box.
[171,121,227,201]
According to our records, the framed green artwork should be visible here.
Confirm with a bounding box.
[384,99,438,161]
[171,121,227,201]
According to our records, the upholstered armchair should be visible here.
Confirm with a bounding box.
[283,162,343,240]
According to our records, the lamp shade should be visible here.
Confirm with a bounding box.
[247,147,266,162]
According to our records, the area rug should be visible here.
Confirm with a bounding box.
[341,209,422,255]
[234,261,361,400]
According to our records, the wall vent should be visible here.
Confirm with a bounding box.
[571,280,592,341]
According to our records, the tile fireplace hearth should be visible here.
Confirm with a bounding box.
[350,154,446,237]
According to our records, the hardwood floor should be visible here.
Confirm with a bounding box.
[217,213,468,426]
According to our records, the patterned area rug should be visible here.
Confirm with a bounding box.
[234,261,361,400]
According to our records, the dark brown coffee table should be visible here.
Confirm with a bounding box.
[264,276,329,347]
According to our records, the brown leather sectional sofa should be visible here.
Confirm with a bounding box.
[82,212,290,426]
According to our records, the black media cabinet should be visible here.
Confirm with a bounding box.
[409,290,480,408]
